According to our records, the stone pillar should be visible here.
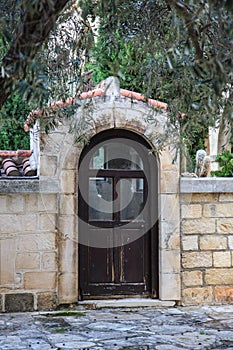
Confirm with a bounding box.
[208,126,219,171]
[159,147,181,301]
[56,130,79,304]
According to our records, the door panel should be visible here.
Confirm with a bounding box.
[88,246,113,283]
[119,235,144,283]
[79,228,114,291]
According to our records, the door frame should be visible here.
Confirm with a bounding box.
[78,128,159,299]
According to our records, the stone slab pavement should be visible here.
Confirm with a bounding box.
[0,304,233,350]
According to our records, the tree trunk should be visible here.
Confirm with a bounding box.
[0,0,70,109]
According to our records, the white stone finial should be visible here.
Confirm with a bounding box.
[195,149,207,177]
[99,76,120,97]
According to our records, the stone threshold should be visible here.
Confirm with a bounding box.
[79,298,176,309]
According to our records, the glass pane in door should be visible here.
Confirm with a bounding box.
[89,177,113,221]
[91,147,105,169]
[119,178,144,220]
[89,141,144,170]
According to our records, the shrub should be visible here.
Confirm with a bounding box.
[211,150,233,177]
[0,93,31,150]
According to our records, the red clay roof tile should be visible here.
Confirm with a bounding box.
[0,150,32,157]
[0,156,37,177]
[24,86,167,131]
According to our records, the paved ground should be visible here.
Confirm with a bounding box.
[0,304,233,350]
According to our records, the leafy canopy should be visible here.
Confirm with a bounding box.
[80,0,233,162]
[0,0,88,108]
[0,0,91,150]
[0,0,233,159]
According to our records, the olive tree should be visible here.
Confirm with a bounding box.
[79,0,233,163]
[1,0,232,161]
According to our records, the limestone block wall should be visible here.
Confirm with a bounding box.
[180,178,233,305]
[0,120,80,312]
[0,190,58,312]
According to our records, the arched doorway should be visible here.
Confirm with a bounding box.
[78,129,158,299]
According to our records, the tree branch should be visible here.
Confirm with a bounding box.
[0,0,70,109]
[165,0,203,60]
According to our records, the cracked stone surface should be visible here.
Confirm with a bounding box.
[0,305,233,349]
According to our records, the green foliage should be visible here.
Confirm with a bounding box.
[0,1,90,149]
[82,0,218,166]
[0,37,8,60]
[1,0,233,158]
[38,4,91,102]
[88,34,154,95]
[183,133,207,173]
[0,93,31,150]
[83,0,233,113]
[0,13,31,150]
[0,0,85,109]
[86,1,174,97]
[211,150,233,177]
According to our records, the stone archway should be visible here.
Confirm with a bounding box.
[56,77,180,303]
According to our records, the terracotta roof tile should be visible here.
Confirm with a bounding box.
[0,150,32,157]
[24,84,168,131]
[120,89,168,109]
[0,154,37,178]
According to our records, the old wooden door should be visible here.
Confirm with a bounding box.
[78,129,158,299]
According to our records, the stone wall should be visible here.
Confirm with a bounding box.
[180,178,233,305]
[1,150,233,310]
[0,190,58,311]
[0,119,80,312]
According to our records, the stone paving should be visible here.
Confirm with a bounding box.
[0,304,233,350]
